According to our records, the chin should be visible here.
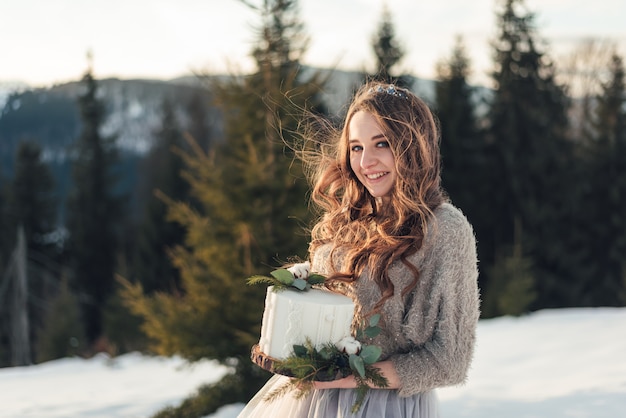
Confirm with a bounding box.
[369,192,390,199]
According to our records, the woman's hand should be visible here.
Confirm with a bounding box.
[312,360,402,390]
[313,375,358,390]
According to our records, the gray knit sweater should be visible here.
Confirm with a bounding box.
[311,203,480,397]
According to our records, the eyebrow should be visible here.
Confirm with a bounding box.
[349,134,385,143]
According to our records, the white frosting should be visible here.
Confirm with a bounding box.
[259,286,355,359]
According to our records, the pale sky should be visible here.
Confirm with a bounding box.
[1,0,624,88]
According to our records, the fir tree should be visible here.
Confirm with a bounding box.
[185,90,213,153]
[435,36,482,212]
[485,0,572,312]
[36,277,85,362]
[579,53,626,306]
[132,98,188,294]
[370,4,405,84]
[7,141,57,256]
[6,140,59,359]
[66,66,122,342]
[486,221,536,317]
[123,0,326,414]
[0,177,9,365]
[0,179,6,262]
[434,37,493,304]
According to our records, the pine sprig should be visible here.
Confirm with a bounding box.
[264,378,312,403]
[260,315,388,412]
[246,275,282,287]
[353,376,371,413]
[273,340,350,381]
[363,363,388,388]
[246,262,325,292]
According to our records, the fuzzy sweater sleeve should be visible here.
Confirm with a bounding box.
[389,205,480,397]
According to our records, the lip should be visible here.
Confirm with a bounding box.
[364,171,389,181]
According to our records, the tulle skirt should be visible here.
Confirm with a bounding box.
[237,375,440,418]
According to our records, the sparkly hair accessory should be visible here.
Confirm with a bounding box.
[368,84,408,99]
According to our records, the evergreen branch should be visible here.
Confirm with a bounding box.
[363,363,389,389]
[246,263,326,292]
[259,333,388,413]
[263,379,301,403]
[249,272,386,412]
[352,376,371,414]
[246,275,282,287]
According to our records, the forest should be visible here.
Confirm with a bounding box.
[0,0,624,416]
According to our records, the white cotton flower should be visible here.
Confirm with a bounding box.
[287,261,310,279]
[336,336,362,355]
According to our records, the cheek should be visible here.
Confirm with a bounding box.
[349,154,360,173]
[382,151,397,171]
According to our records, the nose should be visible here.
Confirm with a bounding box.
[360,149,377,168]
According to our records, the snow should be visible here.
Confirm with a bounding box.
[437,307,626,418]
[0,353,231,418]
[0,81,28,109]
[1,308,625,418]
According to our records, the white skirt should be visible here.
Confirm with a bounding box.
[237,375,440,418]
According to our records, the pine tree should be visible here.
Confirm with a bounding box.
[132,98,188,294]
[486,223,536,317]
[434,37,494,305]
[0,179,7,262]
[579,53,626,306]
[8,141,57,256]
[6,141,59,360]
[185,89,213,153]
[0,178,9,365]
[435,37,482,211]
[122,0,326,414]
[485,0,573,312]
[370,4,405,84]
[36,277,85,362]
[66,66,122,343]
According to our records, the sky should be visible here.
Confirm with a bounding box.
[0,0,625,89]
[1,307,625,417]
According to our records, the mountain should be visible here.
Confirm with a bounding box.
[0,77,219,176]
[0,81,30,110]
[0,68,459,177]
[0,76,219,228]
[1,68,482,229]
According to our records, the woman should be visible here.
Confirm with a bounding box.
[239,82,480,417]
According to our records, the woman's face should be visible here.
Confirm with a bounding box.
[348,111,397,199]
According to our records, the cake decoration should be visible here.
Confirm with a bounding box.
[247,260,389,412]
[246,261,325,291]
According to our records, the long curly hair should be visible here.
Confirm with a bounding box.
[305,82,447,313]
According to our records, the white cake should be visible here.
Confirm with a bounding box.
[259,286,355,359]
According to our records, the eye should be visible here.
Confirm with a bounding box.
[350,144,363,152]
[376,140,390,148]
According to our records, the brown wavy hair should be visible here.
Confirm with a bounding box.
[305,82,447,313]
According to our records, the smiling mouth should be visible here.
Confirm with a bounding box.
[366,172,388,180]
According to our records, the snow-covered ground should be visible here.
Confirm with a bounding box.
[0,352,231,418]
[1,307,625,418]
[437,307,626,418]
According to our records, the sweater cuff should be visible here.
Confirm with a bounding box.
[389,348,448,397]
